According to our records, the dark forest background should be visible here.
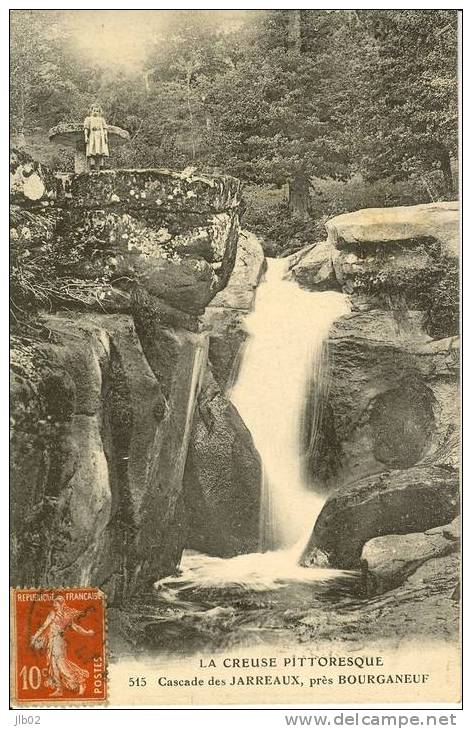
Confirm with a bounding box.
[10,9,459,255]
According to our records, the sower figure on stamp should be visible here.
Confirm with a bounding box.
[30,595,94,697]
[84,104,109,170]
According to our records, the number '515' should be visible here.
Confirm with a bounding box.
[128,676,147,687]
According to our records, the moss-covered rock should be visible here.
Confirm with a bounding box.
[10,148,60,207]
[64,168,242,213]
[10,150,242,317]
[52,203,240,315]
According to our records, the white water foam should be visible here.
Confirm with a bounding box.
[155,255,351,597]
[157,548,351,596]
[230,257,350,553]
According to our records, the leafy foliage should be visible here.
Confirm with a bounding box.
[346,241,459,338]
[242,192,328,256]
[11,10,459,190]
[10,206,120,331]
[10,10,459,314]
[417,258,460,338]
[347,10,458,191]
[242,171,451,257]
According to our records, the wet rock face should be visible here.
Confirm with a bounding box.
[10,151,244,597]
[287,241,340,292]
[10,313,207,598]
[368,383,434,468]
[295,201,460,585]
[182,233,265,555]
[306,311,459,490]
[203,231,266,388]
[292,198,460,495]
[301,465,460,570]
[361,517,460,596]
[183,371,262,556]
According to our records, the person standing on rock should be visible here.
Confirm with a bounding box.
[84,104,109,170]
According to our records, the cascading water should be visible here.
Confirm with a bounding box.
[155,256,353,602]
[148,255,359,655]
[230,258,350,556]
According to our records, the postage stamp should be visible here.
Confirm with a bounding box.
[11,587,107,706]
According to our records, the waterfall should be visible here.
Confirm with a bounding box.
[230,257,350,555]
[155,256,353,598]
[176,334,209,484]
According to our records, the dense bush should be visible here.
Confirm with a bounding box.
[10,205,119,335]
[349,243,459,339]
[242,171,455,258]
[418,258,460,338]
[242,198,327,257]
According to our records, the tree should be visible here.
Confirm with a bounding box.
[10,10,100,136]
[203,10,354,218]
[348,10,458,193]
[10,9,459,200]
[141,11,239,165]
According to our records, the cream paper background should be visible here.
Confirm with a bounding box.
[108,642,461,706]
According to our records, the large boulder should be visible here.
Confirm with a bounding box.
[306,309,460,491]
[287,240,340,291]
[10,150,243,318]
[326,201,459,258]
[361,517,460,595]
[55,170,242,316]
[183,370,262,556]
[289,204,459,335]
[301,465,459,569]
[64,167,241,213]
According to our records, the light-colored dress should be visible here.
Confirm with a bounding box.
[84,115,109,158]
[35,605,89,692]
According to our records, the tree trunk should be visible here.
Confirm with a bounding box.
[186,66,196,160]
[287,9,302,52]
[288,172,311,218]
[439,149,454,195]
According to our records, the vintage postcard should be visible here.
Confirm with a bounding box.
[9,8,461,708]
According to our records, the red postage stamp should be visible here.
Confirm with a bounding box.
[11,587,107,705]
